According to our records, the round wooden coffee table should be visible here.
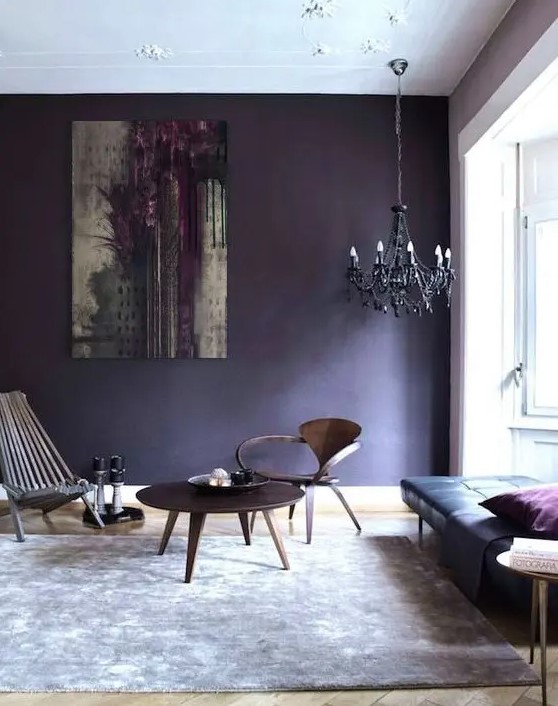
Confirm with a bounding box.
[137,481,304,583]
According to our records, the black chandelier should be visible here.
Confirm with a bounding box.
[347,58,455,317]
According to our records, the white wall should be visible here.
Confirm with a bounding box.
[449,1,558,474]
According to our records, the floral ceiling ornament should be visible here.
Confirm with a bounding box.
[385,7,409,26]
[361,38,391,55]
[301,0,410,57]
[312,42,335,56]
[301,0,339,20]
[135,44,173,61]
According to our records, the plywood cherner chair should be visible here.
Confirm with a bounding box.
[235,418,362,544]
[0,390,104,541]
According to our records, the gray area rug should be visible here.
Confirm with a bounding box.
[0,533,539,692]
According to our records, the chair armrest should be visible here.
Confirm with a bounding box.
[313,440,361,482]
[235,435,306,469]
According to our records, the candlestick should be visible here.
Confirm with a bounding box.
[92,457,108,515]
[110,455,125,471]
[109,456,125,515]
[83,454,144,527]
[93,456,107,471]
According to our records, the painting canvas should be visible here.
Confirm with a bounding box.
[72,120,227,359]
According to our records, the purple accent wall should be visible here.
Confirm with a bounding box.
[0,94,449,486]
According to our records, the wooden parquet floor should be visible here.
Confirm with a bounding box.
[0,503,552,706]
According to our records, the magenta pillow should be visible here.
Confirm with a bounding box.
[480,484,558,537]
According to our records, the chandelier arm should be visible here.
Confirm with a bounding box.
[415,266,438,306]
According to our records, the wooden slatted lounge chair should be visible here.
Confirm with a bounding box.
[0,390,104,541]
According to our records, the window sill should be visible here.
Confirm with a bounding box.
[508,418,558,432]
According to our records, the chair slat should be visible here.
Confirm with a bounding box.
[4,393,51,488]
[0,400,19,487]
[4,394,47,489]
[15,392,75,482]
[0,395,30,489]
[11,392,67,485]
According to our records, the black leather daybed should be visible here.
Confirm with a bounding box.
[400,475,550,609]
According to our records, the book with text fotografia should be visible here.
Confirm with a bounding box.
[510,537,558,573]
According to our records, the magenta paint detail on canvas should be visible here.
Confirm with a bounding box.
[100,119,224,357]
[178,163,196,358]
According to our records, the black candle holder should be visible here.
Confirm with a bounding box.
[82,454,144,527]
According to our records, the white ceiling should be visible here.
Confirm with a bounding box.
[0,0,516,95]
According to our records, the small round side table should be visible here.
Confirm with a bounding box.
[497,550,557,706]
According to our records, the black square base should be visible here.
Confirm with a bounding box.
[83,504,144,527]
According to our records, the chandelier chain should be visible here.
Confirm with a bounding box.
[395,74,402,205]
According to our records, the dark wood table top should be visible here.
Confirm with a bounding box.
[136,480,304,514]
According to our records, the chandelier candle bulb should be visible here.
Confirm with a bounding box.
[435,245,443,267]
[349,246,359,268]
[407,241,415,264]
[445,248,452,267]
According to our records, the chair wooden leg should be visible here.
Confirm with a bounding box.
[81,493,105,529]
[8,497,24,542]
[250,511,257,532]
[239,513,251,545]
[305,484,315,544]
[329,485,361,532]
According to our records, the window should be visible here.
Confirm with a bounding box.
[521,137,558,418]
[524,204,558,414]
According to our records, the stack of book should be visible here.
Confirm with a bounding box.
[510,537,558,573]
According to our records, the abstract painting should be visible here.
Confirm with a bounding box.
[72,120,227,359]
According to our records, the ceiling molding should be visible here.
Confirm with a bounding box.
[0,0,517,95]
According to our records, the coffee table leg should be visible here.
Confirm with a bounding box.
[262,509,290,570]
[238,513,251,545]
[185,512,206,583]
[539,580,548,706]
[530,579,539,664]
[158,510,179,555]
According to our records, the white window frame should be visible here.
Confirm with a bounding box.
[521,200,558,417]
